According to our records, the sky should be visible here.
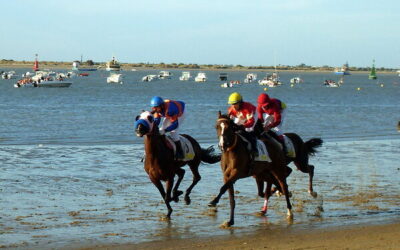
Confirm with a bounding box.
[1,0,399,68]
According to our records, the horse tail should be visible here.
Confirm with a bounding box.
[201,145,221,164]
[303,138,323,156]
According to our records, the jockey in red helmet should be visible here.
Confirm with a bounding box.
[257,93,287,153]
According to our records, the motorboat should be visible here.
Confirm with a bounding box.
[334,62,351,75]
[258,73,281,87]
[72,61,97,71]
[244,73,257,83]
[194,72,207,82]
[158,71,172,79]
[221,82,234,88]
[219,73,228,81]
[106,56,121,71]
[107,73,123,84]
[290,77,303,84]
[323,80,340,87]
[14,78,72,88]
[179,71,191,81]
[142,75,158,82]
[1,71,17,79]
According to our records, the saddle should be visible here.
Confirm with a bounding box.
[237,133,272,162]
[165,135,195,161]
[264,131,296,158]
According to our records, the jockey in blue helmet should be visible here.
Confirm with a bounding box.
[150,96,186,160]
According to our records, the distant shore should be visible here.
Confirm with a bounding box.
[1,62,397,74]
[80,221,400,250]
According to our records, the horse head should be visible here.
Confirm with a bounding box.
[216,111,238,152]
[134,111,155,137]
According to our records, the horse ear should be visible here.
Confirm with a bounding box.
[147,115,154,123]
[218,111,222,117]
[135,115,140,121]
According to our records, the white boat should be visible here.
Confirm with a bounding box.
[158,71,172,79]
[106,56,121,71]
[290,77,303,84]
[258,72,281,87]
[14,78,72,88]
[194,72,207,82]
[244,73,257,83]
[142,74,158,82]
[179,71,191,81]
[397,69,400,77]
[221,82,235,88]
[323,80,340,87]
[2,71,17,79]
[107,73,123,84]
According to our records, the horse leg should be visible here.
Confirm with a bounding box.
[151,178,173,219]
[261,182,272,215]
[256,177,265,198]
[208,180,234,207]
[225,185,236,227]
[184,162,201,205]
[172,168,185,203]
[294,161,317,198]
[272,172,293,219]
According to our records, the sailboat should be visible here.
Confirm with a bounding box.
[369,59,377,80]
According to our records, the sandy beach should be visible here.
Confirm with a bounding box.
[81,222,400,250]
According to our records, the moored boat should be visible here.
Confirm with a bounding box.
[179,71,191,81]
[244,73,257,83]
[107,73,123,84]
[106,56,121,71]
[194,72,207,82]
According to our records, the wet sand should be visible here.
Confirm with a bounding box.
[81,222,400,250]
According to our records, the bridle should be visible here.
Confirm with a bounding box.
[217,118,238,152]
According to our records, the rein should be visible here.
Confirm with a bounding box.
[217,117,238,152]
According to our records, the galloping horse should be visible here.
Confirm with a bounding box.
[252,121,323,215]
[134,111,220,219]
[254,121,323,197]
[208,112,293,227]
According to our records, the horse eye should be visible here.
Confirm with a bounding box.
[147,116,154,123]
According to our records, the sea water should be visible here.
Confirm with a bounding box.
[0,69,399,248]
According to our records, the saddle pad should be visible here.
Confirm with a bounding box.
[255,139,272,162]
[165,135,195,161]
[283,135,296,158]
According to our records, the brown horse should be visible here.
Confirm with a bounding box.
[254,121,323,197]
[134,111,220,219]
[208,112,293,227]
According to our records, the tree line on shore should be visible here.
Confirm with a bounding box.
[0,59,397,72]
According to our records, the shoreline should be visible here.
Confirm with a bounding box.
[79,221,400,250]
[0,63,397,74]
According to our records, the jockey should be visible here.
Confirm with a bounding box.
[227,92,259,159]
[150,96,186,160]
[257,93,287,154]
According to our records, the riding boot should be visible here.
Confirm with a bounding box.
[174,140,184,160]
[278,135,287,156]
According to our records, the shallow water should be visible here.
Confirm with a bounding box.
[0,69,399,248]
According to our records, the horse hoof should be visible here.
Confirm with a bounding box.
[309,191,318,198]
[220,220,233,228]
[287,209,294,220]
[208,201,217,207]
[184,196,191,205]
[173,197,179,203]
[175,190,183,197]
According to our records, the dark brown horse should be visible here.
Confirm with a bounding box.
[134,111,220,219]
[208,112,293,227]
[254,121,323,198]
